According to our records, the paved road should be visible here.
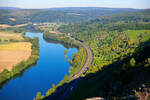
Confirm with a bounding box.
[45,37,93,100]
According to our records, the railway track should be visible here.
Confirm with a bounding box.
[45,37,93,100]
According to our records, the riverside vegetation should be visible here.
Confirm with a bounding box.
[0,27,39,87]
[34,9,150,100]
[34,27,87,100]
[0,7,150,100]
[57,9,150,99]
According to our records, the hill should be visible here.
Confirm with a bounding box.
[50,9,150,99]
[0,7,139,25]
[0,7,20,10]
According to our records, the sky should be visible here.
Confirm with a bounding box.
[0,0,150,9]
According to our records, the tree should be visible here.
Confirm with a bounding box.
[130,58,136,67]
[64,50,68,54]
[122,63,128,71]
[147,58,150,64]
[35,92,44,100]
[65,55,68,59]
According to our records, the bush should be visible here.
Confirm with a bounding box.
[130,58,136,67]
[34,92,44,100]
[0,36,39,86]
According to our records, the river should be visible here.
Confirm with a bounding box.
[0,32,78,100]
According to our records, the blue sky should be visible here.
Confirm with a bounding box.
[0,0,150,9]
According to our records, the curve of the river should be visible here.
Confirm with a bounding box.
[0,32,78,100]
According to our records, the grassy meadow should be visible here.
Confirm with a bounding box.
[124,30,150,42]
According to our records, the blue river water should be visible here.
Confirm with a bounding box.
[0,32,78,100]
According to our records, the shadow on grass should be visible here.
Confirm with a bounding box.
[45,39,150,100]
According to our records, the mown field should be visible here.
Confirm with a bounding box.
[0,42,32,72]
[0,29,32,73]
[0,24,27,28]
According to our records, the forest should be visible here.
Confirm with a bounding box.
[0,6,150,100]
[0,7,139,25]
[33,9,150,100]
[55,9,150,99]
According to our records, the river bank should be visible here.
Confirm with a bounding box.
[0,33,39,88]
[34,31,90,100]
[0,32,78,100]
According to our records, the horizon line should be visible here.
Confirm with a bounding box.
[0,6,149,10]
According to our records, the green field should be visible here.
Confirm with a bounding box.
[124,30,150,42]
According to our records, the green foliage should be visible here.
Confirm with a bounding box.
[0,8,138,25]
[43,31,79,48]
[0,27,25,33]
[66,41,150,100]
[36,84,56,99]
[58,10,150,74]
[36,9,150,99]
[147,58,150,64]
[58,10,150,36]
[0,36,39,86]
[57,9,150,99]
[64,50,68,54]
[70,47,86,75]
[34,92,44,100]
[35,29,87,99]
[130,58,136,67]
[43,31,87,77]
[0,69,11,84]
